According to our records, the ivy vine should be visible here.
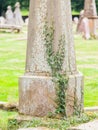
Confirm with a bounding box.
[43,21,68,117]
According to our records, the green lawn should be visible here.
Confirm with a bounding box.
[0,31,26,102]
[0,110,18,130]
[72,10,79,15]
[75,35,98,106]
[21,9,29,16]
[0,29,98,107]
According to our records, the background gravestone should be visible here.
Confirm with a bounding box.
[19,0,83,117]
[84,0,98,36]
[14,2,24,26]
[77,10,91,39]
[5,5,14,25]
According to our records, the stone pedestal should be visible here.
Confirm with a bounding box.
[19,73,83,117]
[19,0,83,117]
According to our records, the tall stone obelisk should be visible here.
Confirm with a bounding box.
[19,0,83,117]
[84,0,98,36]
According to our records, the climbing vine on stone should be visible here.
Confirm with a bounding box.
[43,21,68,117]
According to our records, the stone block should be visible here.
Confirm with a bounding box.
[75,72,84,112]
[66,72,83,116]
[66,75,75,116]
[19,75,56,117]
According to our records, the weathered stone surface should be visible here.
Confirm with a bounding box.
[25,0,77,74]
[66,72,84,116]
[75,72,84,112]
[19,76,56,116]
[18,127,55,130]
[0,101,18,111]
[84,0,97,17]
[66,75,76,116]
[4,102,18,111]
[25,0,51,74]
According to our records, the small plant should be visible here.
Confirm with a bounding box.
[43,21,68,117]
[7,112,98,130]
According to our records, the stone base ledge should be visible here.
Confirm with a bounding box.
[84,106,98,112]
[0,101,18,111]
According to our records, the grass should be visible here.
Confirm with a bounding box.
[21,10,80,16]
[0,28,98,106]
[7,113,97,130]
[0,110,18,130]
[0,31,26,102]
[74,35,98,106]
[72,10,80,15]
[0,110,97,130]
[21,9,29,16]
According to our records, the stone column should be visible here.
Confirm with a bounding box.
[19,0,83,117]
[84,0,98,36]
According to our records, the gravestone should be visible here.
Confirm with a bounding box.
[25,18,29,26]
[5,6,14,25]
[14,2,24,26]
[84,0,98,36]
[76,10,90,39]
[0,16,5,24]
[19,0,83,117]
[77,10,84,33]
[77,16,90,39]
[73,17,79,24]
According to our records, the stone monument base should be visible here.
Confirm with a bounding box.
[19,75,56,117]
[19,72,83,117]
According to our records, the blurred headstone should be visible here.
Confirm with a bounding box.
[0,16,5,24]
[84,0,98,36]
[79,17,90,39]
[14,2,24,26]
[73,17,79,24]
[25,18,29,26]
[5,6,14,25]
[77,10,90,39]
